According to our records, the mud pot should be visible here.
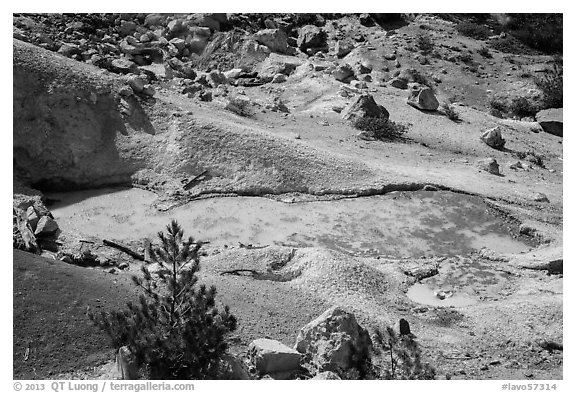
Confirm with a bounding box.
[48,187,531,258]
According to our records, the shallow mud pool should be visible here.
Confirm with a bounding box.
[406,256,512,307]
[49,187,531,258]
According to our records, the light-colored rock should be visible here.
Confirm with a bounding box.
[272,74,287,83]
[295,306,372,374]
[536,108,563,137]
[332,63,354,82]
[115,346,138,380]
[254,29,288,54]
[335,40,354,58]
[480,126,506,150]
[476,158,500,175]
[110,58,139,75]
[258,54,301,83]
[126,75,146,93]
[407,85,439,111]
[342,93,390,122]
[34,216,59,237]
[248,338,301,374]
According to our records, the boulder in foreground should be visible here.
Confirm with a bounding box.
[536,108,563,137]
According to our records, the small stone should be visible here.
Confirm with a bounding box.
[476,158,500,175]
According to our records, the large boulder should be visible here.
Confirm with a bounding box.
[258,54,302,83]
[295,306,373,374]
[480,126,506,150]
[335,40,354,58]
[536,108,563,137]
[254,29,289,54]
[297,25,326,53]
[248,338,301,375]
[341,93,390,122]
[34,215,59,237]
[407,84,439,111]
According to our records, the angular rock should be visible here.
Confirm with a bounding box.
[254,29,288,54]
[295,306,373,374]
[207,70,228,87]
[110,58,139,75]
[248,338,301,374]
[119,21,137,36]
[389,77,408,89]
[126,75,147,93]
[536,108,563,137]
[335,40,354,58]
[359,13,375,27]
[115,346,138,380]
[480,126,506,150]
[258,54,301,83]
[34,216,59,237]
[142,84,155,97]
[332,63,354,82]
[297,25,326,52]
[407,85,439,111]
[144,14,168,27]
[26,206,40,230]
[57,43,81,57]
[476,158,500,175]
[272,73,287,83]
[342,93,390,122]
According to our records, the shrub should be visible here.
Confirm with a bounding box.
[505,14,562,54]
[90,220,237,379]
[441,103,460,122]
[508,96,539,118]
[416,34,434,55]
[455,21,491,40]
[225,96,253,117]
[535,61,563,109]
[489,97,508,113]
[369,326,436,380]
[353,116,408,140]
[477,46,492,58]
[516,150,545,167]
[457,52,473,64]
[489,35,536,55]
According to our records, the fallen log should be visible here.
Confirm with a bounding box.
[103,239,144,261]
[183,170,208,190]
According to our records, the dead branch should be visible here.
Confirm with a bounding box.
[103,239,144,261]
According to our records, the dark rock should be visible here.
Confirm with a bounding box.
[297,25,326,53]
[476,158,500,175]
[342,93,390,122]
[407,84,439,111]
[536,108,563,137]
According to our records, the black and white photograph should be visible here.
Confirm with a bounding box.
[10,5,566,389]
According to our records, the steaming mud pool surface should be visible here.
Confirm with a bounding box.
[48,187,532,259]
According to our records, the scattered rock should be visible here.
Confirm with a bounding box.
[248,338,301,375]
[536,108,563,137]
[109,58,139,75]
[295,306,372,374]
[341,93,390,122]
[297,25,326,53]
[532,192,549,203]
[480,127,506,150]
[389,77,408,89]
[126,75,147,93]
[476,158,500,175]
[34,216,59,237]
[254,29,288,54]
[272,74,287,83]
[335,39,354,58]
[407,85,439,111]
[332,63,355,82]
